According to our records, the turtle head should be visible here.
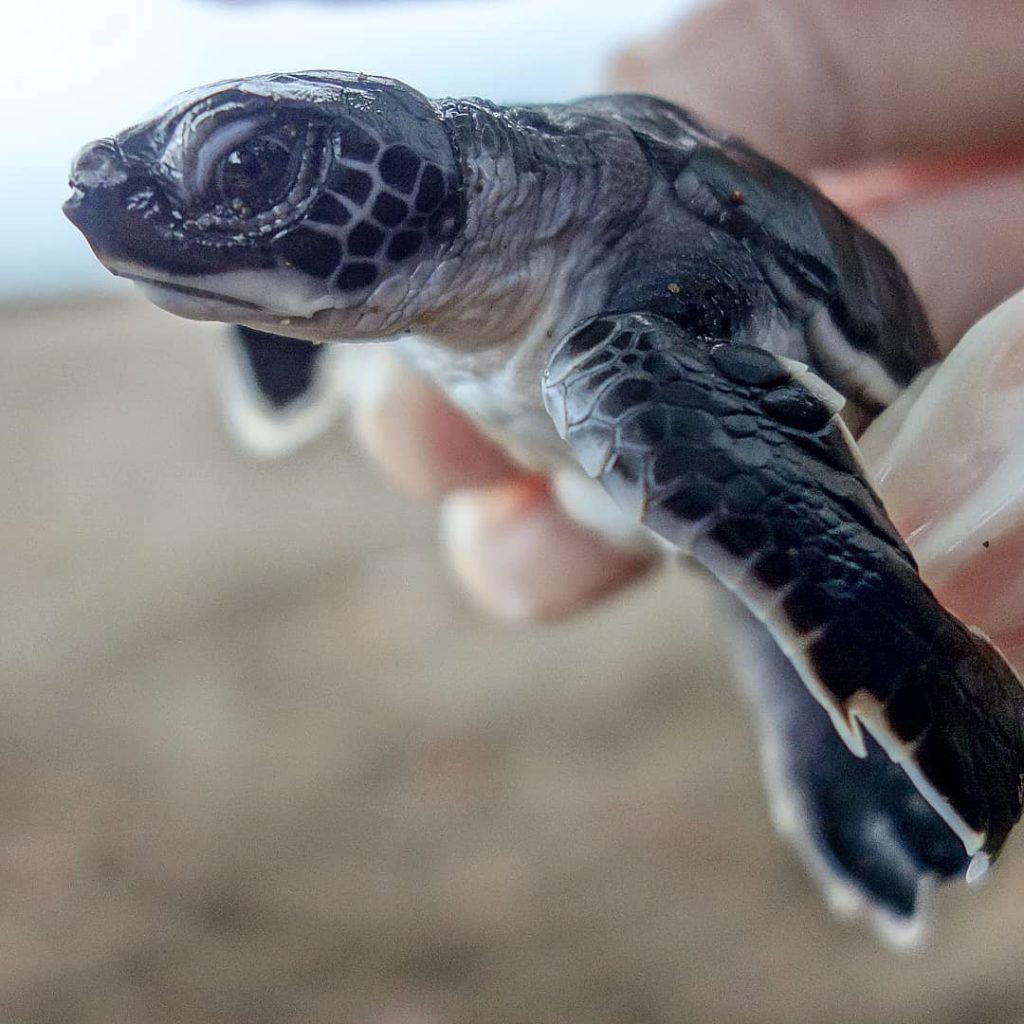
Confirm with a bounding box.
[64,72,465,340]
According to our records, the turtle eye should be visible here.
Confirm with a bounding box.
[215,135,294,211]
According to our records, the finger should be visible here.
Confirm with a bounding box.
[612,0,1024,170]
[441,478,655,622]
[861,287,1024,667]
[832,161,1024,350]
[814,148,1024,213]
[349,347,516,498]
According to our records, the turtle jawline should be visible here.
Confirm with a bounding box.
[120,272,265,312]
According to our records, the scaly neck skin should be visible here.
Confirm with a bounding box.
[406,98,638,353]
[387,100,656,464]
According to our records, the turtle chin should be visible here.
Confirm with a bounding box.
[103,258,338,332]
[132,275,365,343]
[136,281,267,323]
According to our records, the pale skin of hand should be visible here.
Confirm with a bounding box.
[351,0,1024,624]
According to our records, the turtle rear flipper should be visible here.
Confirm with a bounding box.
[543,310,1024,904]
[729,599,968,945]
[219,326,349,457]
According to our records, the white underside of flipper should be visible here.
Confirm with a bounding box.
[212,333,353,458]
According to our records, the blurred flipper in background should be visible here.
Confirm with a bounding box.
[219,325,351,457]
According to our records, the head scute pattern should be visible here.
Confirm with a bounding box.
[264,98,462,292]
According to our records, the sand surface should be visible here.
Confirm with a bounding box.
[3,297,1023,1023]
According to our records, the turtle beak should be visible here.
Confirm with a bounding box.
[63,131,284,283]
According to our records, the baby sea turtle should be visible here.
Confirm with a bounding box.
[64,71,1024,942]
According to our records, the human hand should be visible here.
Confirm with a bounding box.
[352,0,1024,625]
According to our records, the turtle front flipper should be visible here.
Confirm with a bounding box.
[728,598,968,944]
[219,326,349,457]
[543,311,1024,893]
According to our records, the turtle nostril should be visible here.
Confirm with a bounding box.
[63,140,134,240]
[69,138,128,191]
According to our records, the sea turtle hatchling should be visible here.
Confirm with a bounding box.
[64,71,1024,943]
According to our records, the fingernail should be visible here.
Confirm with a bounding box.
[440,480,653,623]
[441,485,546,622]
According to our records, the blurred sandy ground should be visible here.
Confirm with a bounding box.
[3,296,1024,1024]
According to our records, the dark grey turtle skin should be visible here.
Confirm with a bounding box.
[63,71,1024,942]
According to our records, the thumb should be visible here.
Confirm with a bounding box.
[611,0,1024,171]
